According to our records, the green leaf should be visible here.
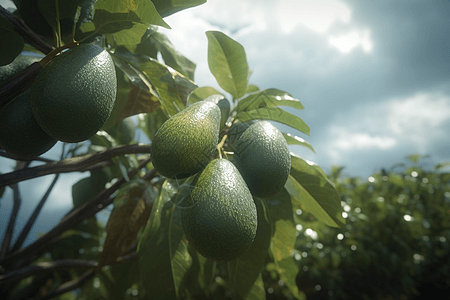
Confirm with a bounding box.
[286,153,344,228]
[138,108,169,141]
[105,23,149,52]
[235,107,310,136]
[102,66,133,129]
[282,133,315,153]
[0,16,24,66]
[116,84,161,121]
[138,29,196,80]
[246,84,259,93]
[243,274,266,300]
[206,31,249,99]
[138,181,192,300]
[72,169,110,209]
[104,117,136,145]
[99,179,154,267]
[152,0,206,18]
[113,48,196,117]
[264,189,303,300]
[76,0,170,41]
[237,89,304,112]
[230,198,271,299]
[273,257,303,300]
[187,86,222,104]
[37,0,84,33]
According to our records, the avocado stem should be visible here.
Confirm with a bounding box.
[39,41,79,68]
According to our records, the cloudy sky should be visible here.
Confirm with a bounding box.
[1,0,450,246]
[158,0,450,177]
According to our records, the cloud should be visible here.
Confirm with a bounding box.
[386,92,450,152]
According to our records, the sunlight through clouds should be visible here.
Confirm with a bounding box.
[276,0,351,34]
[328,29,373,53]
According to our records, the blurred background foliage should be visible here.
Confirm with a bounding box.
[286,155,450,300]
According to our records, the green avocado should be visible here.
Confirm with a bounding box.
[181,158,257,261]
[0,55,42,87]
[150,100,221,179]
[234,121,291,198]
[0,89,57,157]
[31,43,117,143]
[203,94,230,130]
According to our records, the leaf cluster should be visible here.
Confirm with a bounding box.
[0,1,344,300]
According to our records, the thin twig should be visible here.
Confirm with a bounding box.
[0,144,152,187]
[0,162,30,258]
[0,150,55,163]
[10,174,60,253]
[0,259,98,283]
[37,269,95,300]
[0,184,20,259]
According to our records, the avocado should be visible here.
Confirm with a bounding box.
[31,43,117,143]
[0,89,57,157]
[150,100,221,179]
[234,121,291,198]
[0,55,42,87]
[203,94,230,130]
[181,158,257,261]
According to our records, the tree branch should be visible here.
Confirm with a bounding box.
[0,144,152,187]
[0,6,53,55]
[0,6,53,108]
[38,269,95,300]
[0,162,30,259]
[0,259,98,283]
[10,174,60,253]
[0,157,151,269]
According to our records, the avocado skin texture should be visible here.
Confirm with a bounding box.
[31,44,117,143]
[203,94,230,130]
[181,158,257,261]
[0,89,57,157]
[0,55,41,87]
[150,100,221,179]
[234,121,291,198]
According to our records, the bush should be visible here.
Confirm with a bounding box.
[294,156,450,299]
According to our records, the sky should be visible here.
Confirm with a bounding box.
[1,0,450,247]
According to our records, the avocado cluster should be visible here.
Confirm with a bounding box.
[151,97,291,261]
[0,44,117,158]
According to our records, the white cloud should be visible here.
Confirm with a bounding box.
[328,29,373,53]
[327,127,397,161]
[275,0,352,34]
[386,92,450,151]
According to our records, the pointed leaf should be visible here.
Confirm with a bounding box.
[282,133,315,153]
[105,23,149,52]
[76,0,170,41]
[206,31,249,99]
[286,153,344,228]
[230,198,271,299]
[117,84,161,121]
[152,0,206,18]
[187,86,222,104]
[138,181,192,300]
[0,16,24,66]
[147,30,196,80]
[235,107,310,136]
[99,179,154,267]
[237,89,304,112]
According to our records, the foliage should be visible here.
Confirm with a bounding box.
[294,157,450,299]
[0,1,343,300]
